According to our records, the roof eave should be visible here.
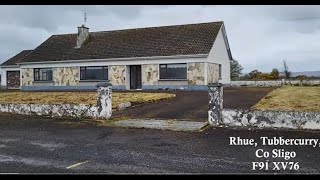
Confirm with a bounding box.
[0,64,20,68]
[18,54,209,65]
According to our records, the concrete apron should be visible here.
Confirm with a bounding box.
[112,119,209,132]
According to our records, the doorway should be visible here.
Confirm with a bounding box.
[6,71,20,89]
[130,65,142,90]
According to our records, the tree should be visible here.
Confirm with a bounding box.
[230,59,243,80]
[270,68,279,79]
[249,70,261,79]
[241,74,250,80]
[283,59,291,78]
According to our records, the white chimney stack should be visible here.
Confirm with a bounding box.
[76,25,89,48]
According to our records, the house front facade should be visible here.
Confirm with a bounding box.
[0,21,233,91]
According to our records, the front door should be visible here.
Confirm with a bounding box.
[130,65,142,89]
[7,71,20,89]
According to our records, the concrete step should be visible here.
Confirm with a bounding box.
[112,119,209,132]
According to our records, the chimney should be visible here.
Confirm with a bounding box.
[76,25,89,48]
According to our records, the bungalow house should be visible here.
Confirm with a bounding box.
[0,21,233,91]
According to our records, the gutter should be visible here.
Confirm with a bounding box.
[0,65,20,68]
[17,54,209,65]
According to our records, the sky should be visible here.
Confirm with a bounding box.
[0,5,320,73]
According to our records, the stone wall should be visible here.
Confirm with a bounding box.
[230,79,320,87]
[109,65,126,86]
[0,103,98,118]
[285,79,320,86]
[0,84,112,119]
[53,67,79,86]
[142,64,159,85]
[229,80,282,87]
[188,63,205,85]
[207,63,219,84]
[221,109,320,130]
[21,68,33,86]
[208,85,320,130]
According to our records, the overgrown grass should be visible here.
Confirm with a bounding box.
[0,91,176,110]
[252,86,320,112]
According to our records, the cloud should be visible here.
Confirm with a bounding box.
[0,5,319,73]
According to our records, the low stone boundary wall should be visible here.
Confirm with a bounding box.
[221,109,320,130]
[208,83,320,130]
[229,81,282,87]
[0,103,98,118]
[229,79,320,87]
[0,82,113,119]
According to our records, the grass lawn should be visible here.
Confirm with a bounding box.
[0,91,176,110]
[252,86,320,112]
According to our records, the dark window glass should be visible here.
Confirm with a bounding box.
[159,63,187,79]
[34,68,52,81]
[219,64,222,79]
[80,66,108,80]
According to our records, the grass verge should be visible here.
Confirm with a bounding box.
[0,91,176,110]
[252,86,320,112]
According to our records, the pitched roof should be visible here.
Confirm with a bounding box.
[1,50,33,66]
[20,21,223,63]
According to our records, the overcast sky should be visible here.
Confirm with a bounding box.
[0,5,320,73]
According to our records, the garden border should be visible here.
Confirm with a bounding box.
[0,82,113,119]
[208,83,320,130]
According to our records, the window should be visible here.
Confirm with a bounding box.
[80,66,108,80]
[219,64,222,79]
[159,63,187,80]
[34,68,52,81]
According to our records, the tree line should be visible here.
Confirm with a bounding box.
[230,59,296,81]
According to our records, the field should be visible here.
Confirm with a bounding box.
[0,91,176,110]
[252,86,320,112]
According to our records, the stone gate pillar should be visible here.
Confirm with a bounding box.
[208,83,223,125]
[281,78,285,86]
[96,82,112,119]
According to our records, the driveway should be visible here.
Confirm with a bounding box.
[113,87,275,121]
[0,114,319,174]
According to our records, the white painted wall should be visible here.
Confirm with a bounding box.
[206,24,231,84]
[0,67,20,87]
[0,69,5,86]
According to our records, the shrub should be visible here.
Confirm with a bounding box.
[255,73,275,80]
[296,75,307,81]
[270,68,279,79]
[249,70,261,79]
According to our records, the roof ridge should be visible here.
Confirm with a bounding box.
[93,21,224,34]
[52,21,224,36]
